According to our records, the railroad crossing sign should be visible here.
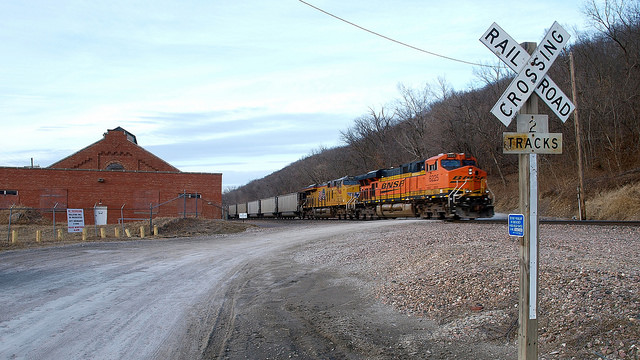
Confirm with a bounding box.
[480,21,575,126]
[480,22,575,360]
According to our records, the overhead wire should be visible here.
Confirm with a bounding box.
[298,0,498,68]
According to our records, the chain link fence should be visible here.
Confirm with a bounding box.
[0,193,223,248]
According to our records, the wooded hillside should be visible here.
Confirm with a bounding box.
[224,0,640,219]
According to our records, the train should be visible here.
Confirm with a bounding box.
[227,152,494,220]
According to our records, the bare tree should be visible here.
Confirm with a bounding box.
[580,0,640,169]
[584,0,640,64]
[392,83,437,160]
[472,61,511,90]
[340,105,398,169]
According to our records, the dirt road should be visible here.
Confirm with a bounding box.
[0,221,513,359]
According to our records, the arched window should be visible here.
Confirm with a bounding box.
[106,162,125,171]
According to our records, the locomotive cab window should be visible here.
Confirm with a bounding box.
[343,178,358,186]
[441,159,462,170]
[462,160,477,167]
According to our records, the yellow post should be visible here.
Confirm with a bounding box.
[57,229,63,240]
[140,226,145,238]
[100,227,106,239]
[115,227,121,238]
[153,225,158,236]
[11,230,18,244]
[82,228,87,241]
[36,230,42,243]
[125,228,131,238]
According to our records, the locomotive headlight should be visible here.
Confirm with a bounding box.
[468,167,473,175]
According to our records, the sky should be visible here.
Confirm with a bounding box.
[0,0,591,189]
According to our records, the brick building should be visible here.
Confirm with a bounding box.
[0,127,222,223]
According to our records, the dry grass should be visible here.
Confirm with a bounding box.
[491,167,640,220]
[586,182,640,220]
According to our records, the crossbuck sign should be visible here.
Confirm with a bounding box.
[480,21,574,126]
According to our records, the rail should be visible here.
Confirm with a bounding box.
[453,218,640,226]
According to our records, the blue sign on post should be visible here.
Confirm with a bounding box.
[508,214,525,237]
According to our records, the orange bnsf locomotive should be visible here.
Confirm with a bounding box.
[228,153,493,220]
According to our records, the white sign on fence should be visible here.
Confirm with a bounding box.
[67,209,85,233]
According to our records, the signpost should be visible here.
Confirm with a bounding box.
[480,21,574,360]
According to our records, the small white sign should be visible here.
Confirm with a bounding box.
[67,209,85,233]
[239,213,248,219]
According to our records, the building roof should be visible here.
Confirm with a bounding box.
[110,126,137,144]
[48,127,180,172]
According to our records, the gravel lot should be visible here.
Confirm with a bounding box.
[293,220,640,360]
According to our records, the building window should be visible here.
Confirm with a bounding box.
[181,193,201,199]
[106,162,125,171]
[1,190,18,195]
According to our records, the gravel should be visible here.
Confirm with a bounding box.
[297,220,640,360]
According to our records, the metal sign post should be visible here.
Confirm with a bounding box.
[480,22,574,360]
[518,81,540,359]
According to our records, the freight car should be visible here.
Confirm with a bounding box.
[261,197,277,218]
[277,193,304,218]
[227,153,493,220]
[226,192,303,219]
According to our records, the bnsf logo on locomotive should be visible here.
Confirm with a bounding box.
[381,179,405,192]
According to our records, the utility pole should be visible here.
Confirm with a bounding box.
[570,51,586,220]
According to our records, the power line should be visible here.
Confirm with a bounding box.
[299,0,496,68]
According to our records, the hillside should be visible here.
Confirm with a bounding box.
[224,1,640,220]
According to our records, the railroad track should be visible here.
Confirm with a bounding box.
[240,217,640,226]
[466,218,640,226]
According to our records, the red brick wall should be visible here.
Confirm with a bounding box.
[0,167,222,223]
[49,129,179,172]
